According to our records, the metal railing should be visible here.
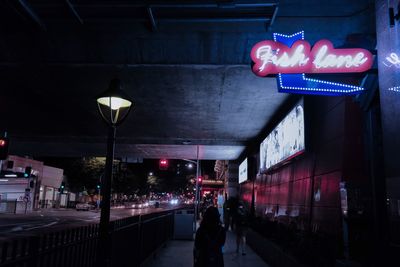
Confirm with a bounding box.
[0,210,174,267]
[0,200,17,214]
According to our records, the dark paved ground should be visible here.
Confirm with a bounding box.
[143,230,271,267]
[0,206,167,241]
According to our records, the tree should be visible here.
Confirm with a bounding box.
[113,164,146,195]
[40,157,105,192]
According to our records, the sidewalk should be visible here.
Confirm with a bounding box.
[142,230,271,267]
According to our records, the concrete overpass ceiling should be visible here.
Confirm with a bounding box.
[0,0,375,160]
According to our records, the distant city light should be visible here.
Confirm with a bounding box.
[149,172,153,176]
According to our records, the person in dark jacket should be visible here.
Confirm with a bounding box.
[194,206,226,267]
[235,201,249,255]
[223,197,238,231]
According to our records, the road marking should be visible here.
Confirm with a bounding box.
[25,221,58,231]
[10,226,23,232]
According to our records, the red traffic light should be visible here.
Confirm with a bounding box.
[0,139,6,147]
[159,159,168,170]
[198,176,202,183]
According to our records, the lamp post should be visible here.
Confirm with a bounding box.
[194,155,200,224]
[96,79,132,267]
[183,147,201,231]
[182,159,199,207]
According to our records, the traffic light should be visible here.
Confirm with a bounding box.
[96,184,101,191]
[24,166,32,178]
[159,159,168,170]
[0,138,9,160]
[59,182,65,193]
[197,176,202,185]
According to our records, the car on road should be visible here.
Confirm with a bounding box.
[148,200,160,208]
[76,202,95,211]
[124,200,149,209]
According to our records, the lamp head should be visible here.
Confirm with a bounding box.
[97,79,133,126]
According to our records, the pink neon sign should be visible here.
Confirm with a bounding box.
[251,39,373,77]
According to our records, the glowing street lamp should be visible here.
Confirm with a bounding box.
[96,79,132,266]
[97,79,132,126]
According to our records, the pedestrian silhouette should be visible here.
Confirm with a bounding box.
[194,206,226,267]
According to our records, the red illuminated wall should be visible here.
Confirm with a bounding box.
[239,179,253,206]
[241,96,367,237]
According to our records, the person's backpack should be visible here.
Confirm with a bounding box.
[194,227,223,267]
[204,228,222,266]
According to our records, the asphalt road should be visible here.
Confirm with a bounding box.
[0,206,169,241]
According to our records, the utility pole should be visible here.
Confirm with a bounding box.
[194,145,201,228]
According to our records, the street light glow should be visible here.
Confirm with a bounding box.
[97,96,132,110]
[96,79,133,126]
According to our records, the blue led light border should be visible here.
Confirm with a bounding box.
[273,31,365,96]
[388,86,400,92]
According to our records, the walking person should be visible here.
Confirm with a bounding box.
[224,197,238,231]
[194,206,226,267]
[217,191,224,222]
[222,200,231,231]
[235,201,249,255]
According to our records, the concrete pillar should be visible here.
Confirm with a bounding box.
[226,162,238,199]
[376,0,400,260]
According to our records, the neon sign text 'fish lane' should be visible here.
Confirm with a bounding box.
[251,39,373,77]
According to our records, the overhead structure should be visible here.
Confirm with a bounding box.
[0,0,375,160]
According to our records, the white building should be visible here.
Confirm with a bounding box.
[0,155,65,213]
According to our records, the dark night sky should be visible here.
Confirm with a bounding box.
[39,157,216,193]
[141,159,216,178]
